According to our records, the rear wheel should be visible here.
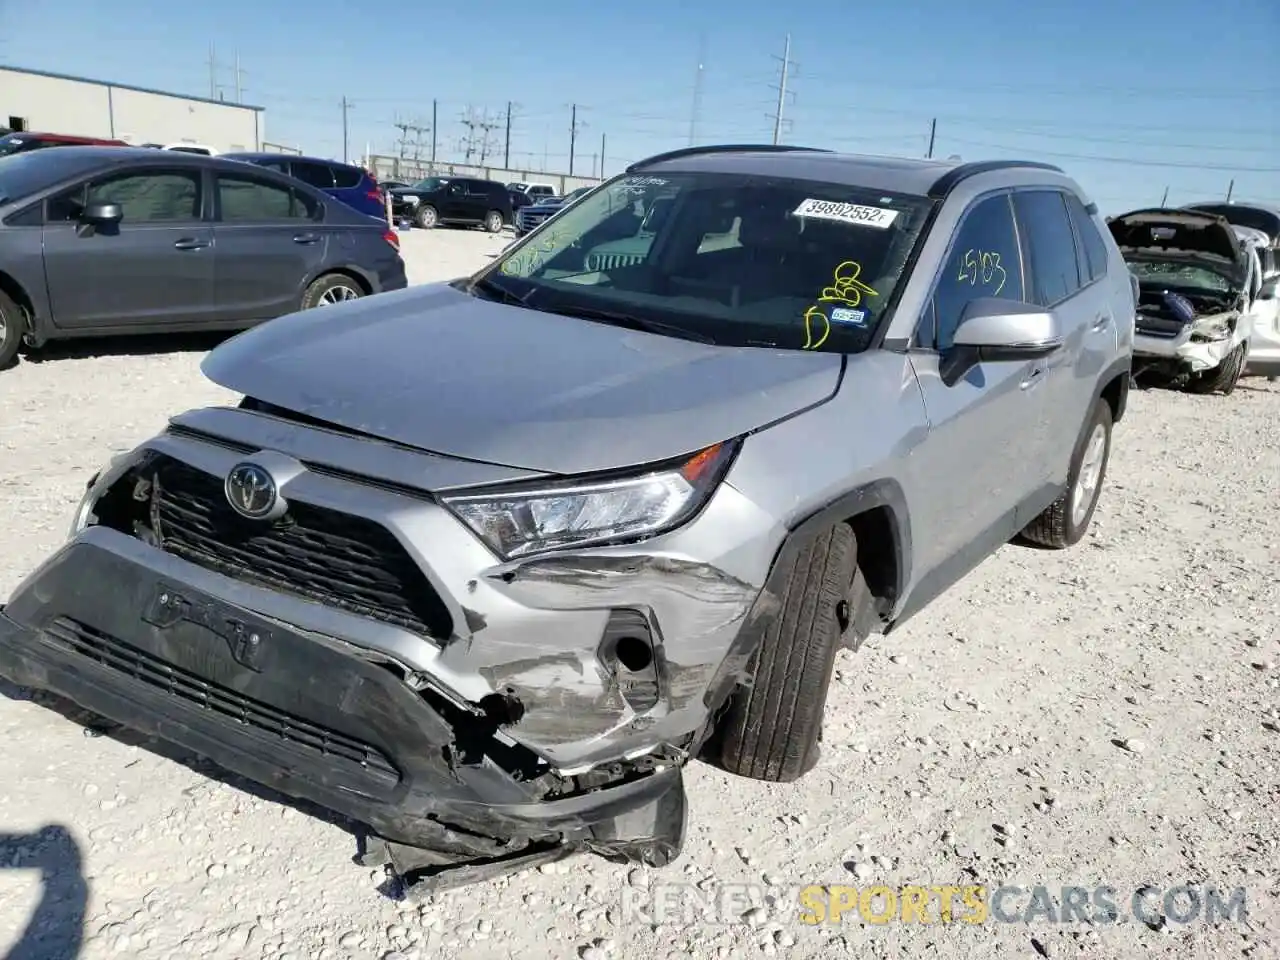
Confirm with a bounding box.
[301,274,363,310]
[716,523,866,783]
[0,288,26,370]
[415,204,438,229]
[1187,343,1245,395]
[483,209,504,233]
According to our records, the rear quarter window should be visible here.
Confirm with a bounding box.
[1065,193,1110,282]
[332,164,362,189]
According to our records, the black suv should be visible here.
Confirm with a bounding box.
[390,176,512,231]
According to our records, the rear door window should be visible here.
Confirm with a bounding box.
[217,172,318,221]
[1013,191,1082,306]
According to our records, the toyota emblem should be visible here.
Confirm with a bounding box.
[224,462,280,520]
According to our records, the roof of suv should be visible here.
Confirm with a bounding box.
[626,144,1062,200]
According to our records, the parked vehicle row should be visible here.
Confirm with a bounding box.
[513,184,594,237]
[0,146,406,369]
[0,145,1140,893]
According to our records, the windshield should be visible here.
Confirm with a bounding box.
[1127,260,1233,294]
[413,177,449,191]
[478,171,931,352]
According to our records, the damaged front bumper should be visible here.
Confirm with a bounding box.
[1133,310,1249,375]
[0,408,782,888]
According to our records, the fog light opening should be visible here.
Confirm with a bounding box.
[615,636,654,673]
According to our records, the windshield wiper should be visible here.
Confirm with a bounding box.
[469,275,534,307]
[547,305,717,344]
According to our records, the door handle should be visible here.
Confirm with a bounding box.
[1019,366,1046,390]
[1090,313,1112,333]
[292,233,321,244]
[173,238,210,250]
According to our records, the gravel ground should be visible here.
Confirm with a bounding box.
[1,227,1277,960]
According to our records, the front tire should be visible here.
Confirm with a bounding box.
[415,204,438,229]
[0,288,25,370]
[1186,342,1245,395]
[716,523,865,783]
[301,274,364,310]
[1021,397,1113,548]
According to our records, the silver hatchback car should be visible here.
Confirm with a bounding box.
[0,146,1134,890]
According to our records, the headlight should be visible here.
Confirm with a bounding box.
[68,452,136,540]
[440,441,738,559]
[1189,315,1233,342]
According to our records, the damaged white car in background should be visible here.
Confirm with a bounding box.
[1109,208,1272,395]
[1234,224,1280,378]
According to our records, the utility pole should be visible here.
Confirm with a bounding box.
[568,104,587,176]
[1226,179,1235,202]
[1160,185,1169,206]
[340,97,352,163]
[460,107,478,163]
[689,34,707,146]
[431,100,438,163]
[394,119,413,160]
[208,42,218,99]
[234,52,246,103]
[770,34,792,146]
[926,118,936,158]
[504,102,515,168]
[600,133,606,179]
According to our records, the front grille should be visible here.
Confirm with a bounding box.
[517,209,555,231]
[119,455,453,638]
[44,617,400,789]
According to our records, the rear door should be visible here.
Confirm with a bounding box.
[211,169,329,322]
[1011,190,1093,489]
[903,190,1048,576]
[440,179,473,221]
[41,165,216,330]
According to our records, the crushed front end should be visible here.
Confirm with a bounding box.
[0,406,779,891]
[1131,289,1249,379]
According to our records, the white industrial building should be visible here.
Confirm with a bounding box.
[1,64,264,152]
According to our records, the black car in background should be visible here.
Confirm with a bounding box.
[0,147,406,370]
[513,185,595,237]
[389,176,512,231]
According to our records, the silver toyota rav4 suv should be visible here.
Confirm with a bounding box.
[0,145,1134,890]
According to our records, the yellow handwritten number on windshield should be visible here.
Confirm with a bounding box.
[818,260,879,308]
[956,249,1007,296]
[803,305,830,350]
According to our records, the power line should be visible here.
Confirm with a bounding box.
[459,106,500,164]
[941,135,1280,173]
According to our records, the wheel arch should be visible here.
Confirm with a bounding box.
[1096,356,1132,423]
[697,478,911,725]
[304,266,373,298]
[0,269,41,343]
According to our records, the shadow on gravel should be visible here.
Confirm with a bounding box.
[0,824,88,960]
[0,680,386,900]
[18,331,234,366]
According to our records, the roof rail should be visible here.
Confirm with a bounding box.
[625,144,832,172]
[927,160,1065,199]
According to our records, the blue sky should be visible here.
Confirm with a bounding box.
[3,0,1277,213]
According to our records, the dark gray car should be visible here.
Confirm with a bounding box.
[0,147,408,369]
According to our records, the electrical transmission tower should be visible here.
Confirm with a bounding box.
[768,34,796,145]
[460,107,501,165]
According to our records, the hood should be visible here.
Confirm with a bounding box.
[1108,208,1247,284]
[201,284,842,476]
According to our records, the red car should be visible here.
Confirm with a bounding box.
[0,131,129,158]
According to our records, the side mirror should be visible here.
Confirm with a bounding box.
[1259,277,1279,301]
[81,202,122,224]
[941,298,1064,386]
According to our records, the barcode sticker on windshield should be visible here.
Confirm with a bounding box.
[792,199,899,229]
